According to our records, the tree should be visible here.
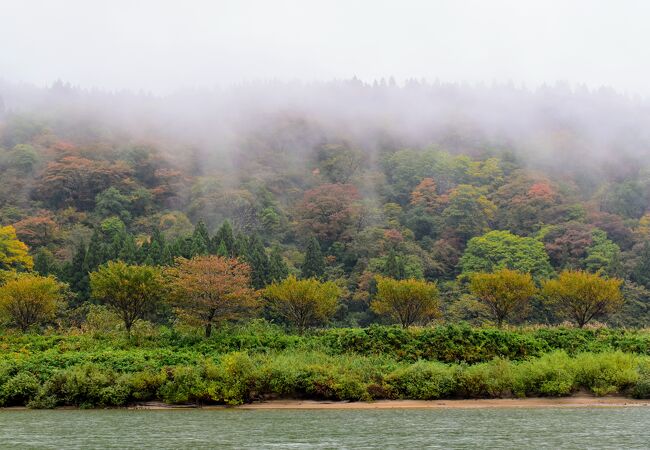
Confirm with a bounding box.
[246,234,270,289]
[542,221,594,269]
[165,256,259,337]
[263,275,340,331]
[371,276,440,327]
[441,184,497,241]
[384,250,406,279]
[296,183,360,246]
[460,230,554,280]
[469,269,537,326]
[632,241,650,289]
[268,245,289,282]
[190,219,210,256]
[0,274,65,332]
[583,229,620,274]
[315,144,364,183]
[34,247,57,276]
[33,156,133,210]
[542,270,624,327]
[13,214,59,249]
[95,187,132,222]
[0,225,33,271]
[90,261,165,334]
[213,220,235,256]
[301,237,324,279]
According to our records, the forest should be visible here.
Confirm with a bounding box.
[1,79,650,406]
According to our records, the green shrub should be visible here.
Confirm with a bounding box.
[513,351,576,397]
[37,364,127,407]
[0,372,40,406]
[457,358,514,398]
[384,361,456,399]
[574,352,639,396]
[206,352,258,405]
[158,366,207,404]
[632,360,650,399]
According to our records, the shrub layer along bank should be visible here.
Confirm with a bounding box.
[2,324,650,408]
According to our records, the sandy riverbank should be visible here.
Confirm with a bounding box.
[125,395,650,410]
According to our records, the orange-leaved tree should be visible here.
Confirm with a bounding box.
[165,255,259,337]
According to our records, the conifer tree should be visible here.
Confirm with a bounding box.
[84,230,106,273]
[191,220,210,256]
[247,234,270,289]
[301,237,324,279]
[268,245,289,282]
[216,240,228,257]
[384,250,406,280]
[34,247,57,276]
[213,220,235,256]
[233,233,248,258]
[633,241,650,288]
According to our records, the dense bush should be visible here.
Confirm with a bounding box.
[1,324,650,407]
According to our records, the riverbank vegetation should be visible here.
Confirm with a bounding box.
[1,322,650,407]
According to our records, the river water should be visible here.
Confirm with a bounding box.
[1,407,649,449]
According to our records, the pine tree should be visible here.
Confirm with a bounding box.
[301,237,324,279]
[216,240,228,257]
[268,245,289,282]
[191,220,210,256]
[213,220,235,256]
[66,241,89,303]
[384,250,406,280]
[233,233,248,258]
[246,234,270,289]
[149,227,166,264]
[34,247,57,276]
[119,233,138,264]
[633,241,650,288]
[85,230,106,273]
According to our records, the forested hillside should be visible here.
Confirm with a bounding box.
[1,79,650,327]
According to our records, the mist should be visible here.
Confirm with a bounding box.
[3,0,650,95]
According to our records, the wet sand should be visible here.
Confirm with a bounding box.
[124,395,650,410]
[235,397,650,410]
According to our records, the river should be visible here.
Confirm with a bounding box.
[1,407,649,448]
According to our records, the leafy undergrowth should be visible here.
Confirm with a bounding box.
[2,322,650,407]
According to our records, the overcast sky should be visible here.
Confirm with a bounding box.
[2,0,649,95]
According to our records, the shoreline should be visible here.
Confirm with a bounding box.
[3,396,649,411]
[132,396,650,410]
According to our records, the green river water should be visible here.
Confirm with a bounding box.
[1,407,649,449]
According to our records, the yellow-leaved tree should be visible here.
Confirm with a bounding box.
[263,275,340,332]
[0,225,33,271]
[542,270,623,328]
[0,273,65,331]
[469,269,537,327]
[371,276,440,327]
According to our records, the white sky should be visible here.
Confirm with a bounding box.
[1,0,649,94]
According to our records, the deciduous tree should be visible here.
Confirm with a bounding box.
[263,275,340,331]
[165,256,259,337]
[0,273,65,332]
[542,270,623,327]
[460,230,554,280]
[90,261,165,334]
[0,225,33,271]
[371,276,440,327]
[469,269,537,326]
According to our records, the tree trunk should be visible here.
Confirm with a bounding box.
[205,322,212,338]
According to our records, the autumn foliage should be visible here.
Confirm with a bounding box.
[542,270,624,328]
[165,256,259,337]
